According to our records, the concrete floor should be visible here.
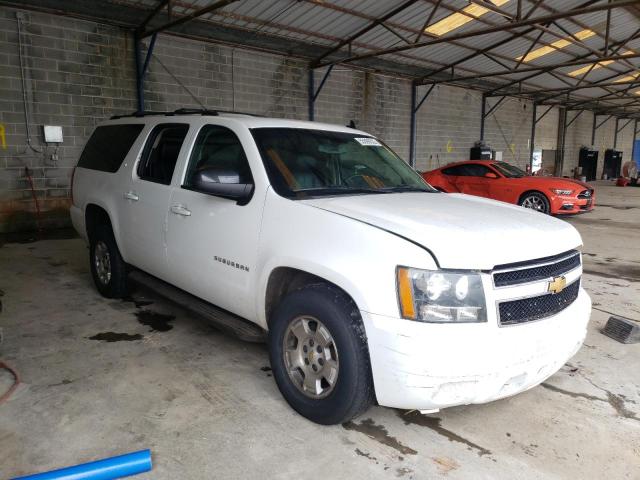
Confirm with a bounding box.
[1,181,639,479]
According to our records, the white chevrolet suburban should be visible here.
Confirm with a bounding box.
[70,109,591,425]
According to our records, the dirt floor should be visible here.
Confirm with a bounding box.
[1,181,639,479]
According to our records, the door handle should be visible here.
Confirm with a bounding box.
[123,191,139,201]
[170,205,191,216]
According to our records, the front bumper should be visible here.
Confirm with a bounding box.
[551,194,595,215]
[362,288,591,410]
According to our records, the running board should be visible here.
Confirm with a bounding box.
[129,270,265,343]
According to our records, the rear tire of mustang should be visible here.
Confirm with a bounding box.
[89,224,128,298]
[268,284,375,425]
[519,191,550,214]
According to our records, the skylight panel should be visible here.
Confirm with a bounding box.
[425,0,510,37]
[516,29,596,63]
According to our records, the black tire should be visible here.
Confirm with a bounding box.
[519,191,550,214]
[89,224,128,298]
[268,284,375,425]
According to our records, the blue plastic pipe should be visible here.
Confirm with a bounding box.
[11,449,152,480]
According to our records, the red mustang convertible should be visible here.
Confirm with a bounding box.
[422,160,595,215]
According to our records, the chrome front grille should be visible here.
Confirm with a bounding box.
[577,189,593,199]
[492,250,582,325]
[493,250,581,287]
[498,280,580,325]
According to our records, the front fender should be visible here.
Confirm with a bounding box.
[254,191,438,329]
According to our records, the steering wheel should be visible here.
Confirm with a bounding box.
[343,167,385,187]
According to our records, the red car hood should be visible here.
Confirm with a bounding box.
[512,176,592,191]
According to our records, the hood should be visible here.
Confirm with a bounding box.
[516,176,592,191]
[302,192,582,270]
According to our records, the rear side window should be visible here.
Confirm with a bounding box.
[77,124,144,173]
[137,124,189,185]
[442,166,462,176]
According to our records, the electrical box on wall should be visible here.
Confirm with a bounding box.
[43,125,63,143]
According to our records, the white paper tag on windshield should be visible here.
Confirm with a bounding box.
[355,137,382,147]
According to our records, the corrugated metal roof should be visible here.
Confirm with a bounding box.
[108,0,640,113]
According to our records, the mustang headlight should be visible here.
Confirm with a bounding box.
[551,188,574,196]
[397,267,486,323]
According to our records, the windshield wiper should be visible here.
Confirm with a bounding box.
[381,185,433,193]
[295,186,391,196]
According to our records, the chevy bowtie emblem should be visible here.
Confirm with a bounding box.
[548,276,567,294]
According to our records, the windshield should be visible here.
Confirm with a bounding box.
[251,128,435,198]
[493,161,527,178]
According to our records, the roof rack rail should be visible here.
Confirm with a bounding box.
[110,108,262,120]
[110,110,169,120]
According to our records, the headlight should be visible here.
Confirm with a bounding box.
[551,188,573,196]
[397,267,486,323]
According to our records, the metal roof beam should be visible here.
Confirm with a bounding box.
[137,0,170,34]
[484,27,640,96]
[316,0,639,68]
[310,0,419,67]
[414,0,442,44]
[419,52,640,86]
[138,0,240,39]
[417,28,537,84]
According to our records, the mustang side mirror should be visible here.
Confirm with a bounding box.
[190,167,253,203]
[484,172,499,179]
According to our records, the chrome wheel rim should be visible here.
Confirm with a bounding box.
[522,195,546,212]
[283,316,339,399]
[94,241,111,285]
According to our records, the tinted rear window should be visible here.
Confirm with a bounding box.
[78,124,144,173]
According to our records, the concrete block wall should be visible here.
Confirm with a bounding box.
[1,6,637,232]
[0,7,136,232]
[483,96,534,170]
[534,106,560,150]
[414,84,482,171]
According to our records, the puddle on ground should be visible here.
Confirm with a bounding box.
[583,264,640,283]
[542,382,638,421]
[0,228,78,246]
[48,260,67,267]
[123,295,154,308]
[598,204,636,210]
[396,410,491,456]
[342,418,417,455]
[135,310,175,332]
[89,332,143,342]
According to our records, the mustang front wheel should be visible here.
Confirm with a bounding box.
[520,192,550,214]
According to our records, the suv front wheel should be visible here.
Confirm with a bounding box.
[268,284,374,425]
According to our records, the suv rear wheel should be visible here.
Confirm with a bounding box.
[89,224,128,298]
[268,284,374,425]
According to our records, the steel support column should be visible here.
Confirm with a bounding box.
[632,119,639,164]
[480,94,487,141]
[308,65,334,121]
[409,83,417,167]
[556,108,567,177]
[308,69,315,121]
[529,103,537,171]
[409,82,436,167]
[134,33,157,113]
[614,117,619,149]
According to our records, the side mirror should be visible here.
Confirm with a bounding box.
[484,172,499,179]
[190,167,253,203]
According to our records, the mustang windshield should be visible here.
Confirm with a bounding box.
[493,162,527,178]
[251,128,434,198]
